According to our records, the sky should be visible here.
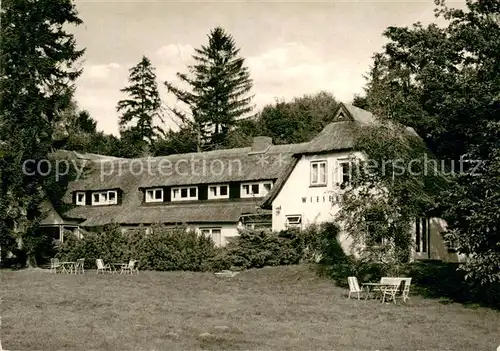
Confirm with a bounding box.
[71,0,467,136]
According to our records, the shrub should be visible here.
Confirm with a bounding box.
[301,222,346,264]
[57,224,222,271]
[222,227,308,269]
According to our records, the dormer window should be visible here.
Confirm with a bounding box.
[241,181,273,198]
[145,188,163,203]
[75,192,86,206]
[208,184,229,200]
[171,186,198,201]
[91,190,118,205]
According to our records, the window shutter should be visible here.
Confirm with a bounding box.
[117,189,123,205]
[229,182,240,199]
[198,184,208,200]
[85,191,92,205]
[163,187,171,202]
[72,192,77,204]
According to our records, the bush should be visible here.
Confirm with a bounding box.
[221,228,303,269]
[55,222,348,273]
[301,222,346,264]
[324,258,500,309]
[56,224,222,271]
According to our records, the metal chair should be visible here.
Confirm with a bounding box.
[96,259,112,274]
[347,276,364,300]
[74,258,85,274]
[50,258,60,273]
[121,260,138,275]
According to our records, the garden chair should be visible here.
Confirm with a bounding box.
[381,281,401,304]
[121,260,138,275]
[50,258,60,273]
[74,258,85,274]
[399,278,412,303]
[347,276,364,300]
[96,259,112,274]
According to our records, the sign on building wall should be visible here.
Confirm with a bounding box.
[301,191,340,204]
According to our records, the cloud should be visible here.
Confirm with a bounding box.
[75,42,367,135]
[84,62,122,80]
[156,44,195,65]
[246,42,365,104]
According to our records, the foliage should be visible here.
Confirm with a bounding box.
[300,222,346,265]
[57,224,222,271]
[256,91,339,145]
[324,259,500,309]
[117,55,164,156]
[151,125,199,156]
[0,0,85,267]
[358,0,500,283]
[55,224,344,271]
[222,228,305,269]
[165,27,254,150]
[336,123,448,266]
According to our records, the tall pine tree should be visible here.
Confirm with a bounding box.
[117,55,164,156]
[165,27,254,150]
[1,0,85,266]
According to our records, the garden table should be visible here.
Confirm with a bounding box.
[362,282,388,300]
[110,263,126,274]
[58,262,76,274]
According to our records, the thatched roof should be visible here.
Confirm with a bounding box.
[39,200,80,226]
[261,103,420,208]
[65,142,309,193]
[66,199,267,226]
[62,143,307,226]
[58,103,419,225]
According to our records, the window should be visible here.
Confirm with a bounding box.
[201,228,222,247]
[337,159,354,186]
[415,217,430,253]
[310,161,327,186]
[263,183,272,192]
[145,188,163,203]
[365,209,385,246]
[75,192,86,206]
[241,182,273,198]
[286,215,302,229]
[208,184,229,199]
[171,186,198,201]
[91,190,118,205]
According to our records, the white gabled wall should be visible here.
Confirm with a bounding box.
[271,151,364,254]
[271,150,465,263]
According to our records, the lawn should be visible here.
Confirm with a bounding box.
[2,265,499,351]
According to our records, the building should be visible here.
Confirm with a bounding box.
[43,103,462,262]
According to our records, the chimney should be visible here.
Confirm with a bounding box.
[250,136,273,154]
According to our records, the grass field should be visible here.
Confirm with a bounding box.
[2,265,499,351]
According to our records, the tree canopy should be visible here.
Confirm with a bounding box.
[356,0,500,283]
[1,0,85,266]
[165,27,254,151]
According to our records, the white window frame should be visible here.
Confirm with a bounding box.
[208,184,229,200]
[286,215,302,229]
[241,181,273,198]
[145,188,164,203]
[171,186,198,201]
[91,190,118,205]
[200,227,222,247]
[336,158,355,186]
[310,161,327,186]
[75,192,86,206]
